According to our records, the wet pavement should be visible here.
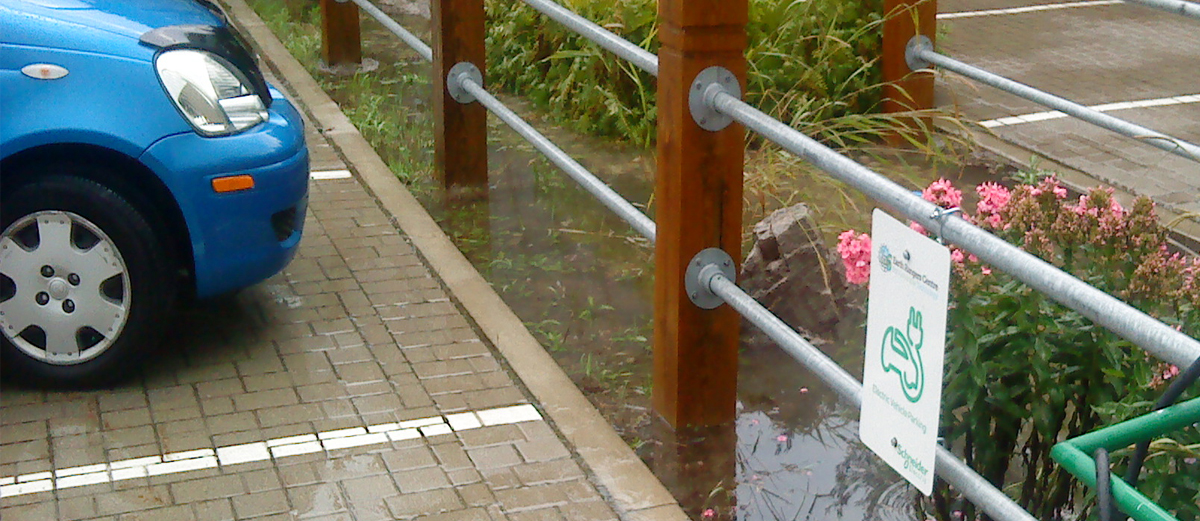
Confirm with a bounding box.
[936,0,1200,240]
[0,1,685,519]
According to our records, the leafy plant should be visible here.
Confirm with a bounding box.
[485,0,888,147]
[837,177,1200,520]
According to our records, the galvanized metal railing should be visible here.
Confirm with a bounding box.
[516,0,1200,368]
[348,0,655,241]
[904,37,1200,163]
[1125,0,1200,20]
[319,1,1200,519]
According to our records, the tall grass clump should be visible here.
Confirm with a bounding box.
[486,0,885,147]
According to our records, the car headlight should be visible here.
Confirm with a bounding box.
[155,49,269,137]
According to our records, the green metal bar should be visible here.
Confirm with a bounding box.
[1050,443,1178,521]
[1067,397,1200,453]
[1050,396,1200,521]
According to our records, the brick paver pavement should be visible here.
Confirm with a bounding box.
[0,80,631,521]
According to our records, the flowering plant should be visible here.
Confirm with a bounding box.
[838,175,1200,520]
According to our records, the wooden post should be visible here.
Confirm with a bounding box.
[653,0,747,428]
[882,0,937,141]
[432,0,488,195]
[320,0,362,69]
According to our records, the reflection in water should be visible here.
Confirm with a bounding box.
[734,408,913,521]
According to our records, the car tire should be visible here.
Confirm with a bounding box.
[0,172,176,387]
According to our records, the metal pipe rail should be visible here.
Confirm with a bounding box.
[348,0,656,241]
[524,0,1200,366]
[520,0,659,77]
[708,87,1200,368]
[705,273,1039,521]
[347,0,432,62]
[908,41,1200,162]
[1124,0,1200,20]
[455,75,658,241]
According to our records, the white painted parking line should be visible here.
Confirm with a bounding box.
[18,471,51,482]
[267,433,318,447]
[446,412,482,431]
[0,480,52,497]
[420,424,453,437]
[56,472,109,490]
[56,463,107,478]
[979,93,1200,128]
[111,467,147,481]
[318,427,367,440]
[939,0,1121,19]
[387,428,422,441]
[270,440,324,458]
[110,456,162,470]
[0,403,541,498]
[163,448,215,462]
[217,442,272,466]
[310,169,353,180]
[477,404,542,426]
[322,432,389,451]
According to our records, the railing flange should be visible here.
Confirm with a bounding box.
[685,248,735,309]
[906,35,933,72]
[447,61,483,104]
[689,66,740,132]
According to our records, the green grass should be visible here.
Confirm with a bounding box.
[249,0,437,191]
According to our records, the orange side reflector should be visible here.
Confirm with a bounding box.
[212,175,255,193]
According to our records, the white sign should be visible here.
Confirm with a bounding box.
[859,209,950,496]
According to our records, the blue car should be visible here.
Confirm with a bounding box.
[0,0,309,385]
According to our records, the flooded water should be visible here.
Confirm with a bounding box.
[331,3,1010,519]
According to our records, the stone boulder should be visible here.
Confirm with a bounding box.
[739,204,858,344]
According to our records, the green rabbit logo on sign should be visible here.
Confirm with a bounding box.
[881,307,925,403]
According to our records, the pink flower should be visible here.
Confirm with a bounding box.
[776,434,788,443]
[837,230,872,285]
[975,182,1011,215]
[702,508,716,519]
[910,221,927,235]
[1150,363,1181,389]
[923,178,963,208]
[799,387,809,394]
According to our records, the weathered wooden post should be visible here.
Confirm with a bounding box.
[882,0,937,138]
[432,0,489,195]
[653,0,747,428]
[320,0,362,69]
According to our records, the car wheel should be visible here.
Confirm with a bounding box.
[1,173,176,387]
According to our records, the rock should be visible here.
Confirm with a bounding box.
[739,204,856,343]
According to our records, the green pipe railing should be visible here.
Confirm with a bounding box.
[1050,396,1200,521]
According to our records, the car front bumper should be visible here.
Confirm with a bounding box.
[140,87,310,298]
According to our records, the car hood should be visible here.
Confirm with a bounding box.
[2,0,223,60]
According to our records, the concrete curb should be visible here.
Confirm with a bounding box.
[218,2,687,520]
